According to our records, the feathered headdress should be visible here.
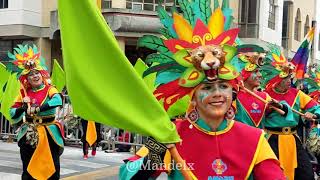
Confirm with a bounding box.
[139,0,240,110]
[6,44,50,86]
[260,44,295,90]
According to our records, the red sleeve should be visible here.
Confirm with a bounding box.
[12,102,22,108]
[253,159,286,180]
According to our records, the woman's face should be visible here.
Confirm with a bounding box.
[193,80,233,120]
[27,70,43,88]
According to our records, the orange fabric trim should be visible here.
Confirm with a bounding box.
[27,125,55,179]
[86,121,97,146]
[278,134,297,180]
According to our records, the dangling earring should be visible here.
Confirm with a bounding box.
[225,106,235,120]
[187,107,199,123]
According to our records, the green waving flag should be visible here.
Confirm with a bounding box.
[51,59,66,92]
[0,62,10,101]
[58,0,180,143]
[1,73,20,122]
[133,58,157,92]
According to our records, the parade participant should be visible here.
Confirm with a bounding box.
[119,2,285,179]
[81,118,101,159]
[304,64,320,171]
[260,45,320,180]
[235,44,289,128]
[306,63,320,103]
[8,44,64,180]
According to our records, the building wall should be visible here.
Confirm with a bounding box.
[290,0,314,52]
[314,0,320,63]
[42,0,57,27]
[35,38,52,71]
[258,0,283,46]
[0,0,41,26]
[112,0,126,8]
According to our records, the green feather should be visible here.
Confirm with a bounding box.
[159,28,173,39]
[222,0,229,10]
[193,0,211,24]
[137,35,173,59]
[14,48,22,55]
[214,0,220,10]
[7,52,15,60]
[145,53,174,64]
[143,62,185,78]
[177,0,195,26]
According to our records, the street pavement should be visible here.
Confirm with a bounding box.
[0,141,132,180]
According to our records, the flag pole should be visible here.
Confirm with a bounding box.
[169,146,193,180]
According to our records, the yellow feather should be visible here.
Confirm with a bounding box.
[208,8,224,39]
[272,54,280,62]
[15,54,23,60]
[27,48,34,59]
[173,13,193,43]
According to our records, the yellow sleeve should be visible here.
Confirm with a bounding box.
[298,90,314,110]
[135,146,172,173]
[14,94,22,103]
[255,133,278,165]
[48,86,59,98]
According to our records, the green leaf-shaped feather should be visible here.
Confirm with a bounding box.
[193,0,211,24]
[137,35,173,59]
[159,28,173,39]
[177,0,195,27]
[145,53,174,64]
[157,6,177,38]
[143,62,185,78]
[214,0,220,10]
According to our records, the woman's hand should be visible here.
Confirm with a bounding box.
[26,106,40,116]
[22,96,31,104]
[267,99,283,109]
[304,112,317,121]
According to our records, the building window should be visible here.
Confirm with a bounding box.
[126,0,179,12]
[304,15,310,37]
[268,0,276,30]
[282,1,292,49]
[294,8,302,41]
[0,0,8,9]
[239,0,259,38]
[102,0,112,9]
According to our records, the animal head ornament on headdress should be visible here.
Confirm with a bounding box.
[140,0,240,110]
[237,44,266,81]
[238,44,266,71]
